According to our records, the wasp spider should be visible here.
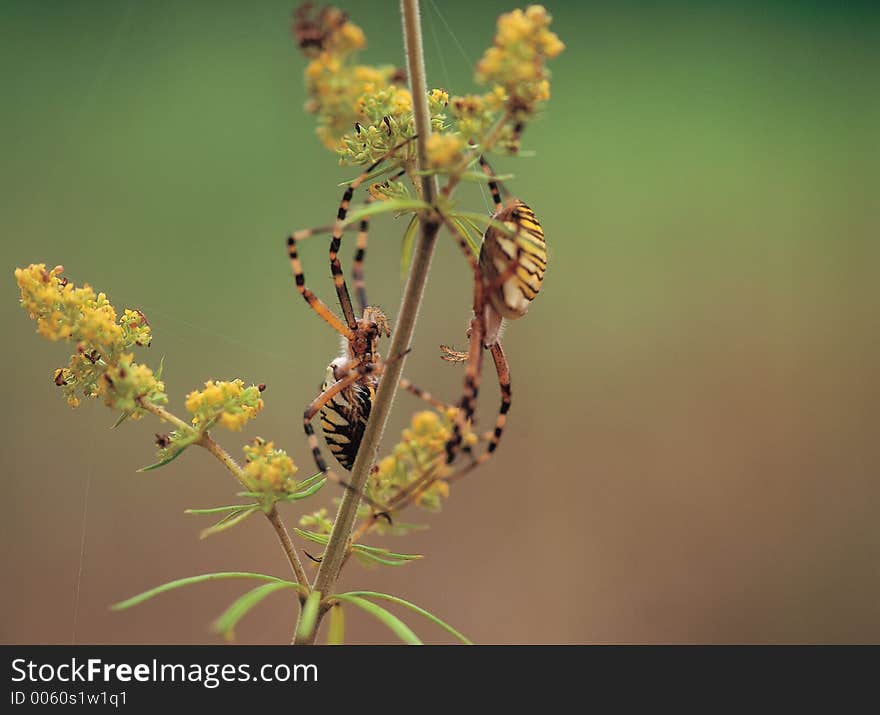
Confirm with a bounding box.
[286,139,420,510]
[439,154,547,472]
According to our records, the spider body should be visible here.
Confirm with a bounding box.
[318,357,375,471]
[480,199,546,320]
[314,305,389,470]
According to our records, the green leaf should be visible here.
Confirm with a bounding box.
[111,572,295,611]
[154,354,166,381]
[334,594,422,645]
[337,164,401,187]
[352,544,422,567]
[199,506,258,539]
[111,410,133,429]
[449,217,482,256]
[294,528,330,546]
[136,446,188,472]
[341,591,473,645]
[353,551,418,567]
[213,582,299,641]
[352,543,421,559]
[398,215,420,279]
[458,215,486,241]
[327,604,345,645]
[296,590,322,642]
[457,170,515,184]
[294,471,326,490]
[281,477,327,501]
[343,198,430,225]
[185,504,256,516]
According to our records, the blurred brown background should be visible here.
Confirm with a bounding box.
[2,0,878,644]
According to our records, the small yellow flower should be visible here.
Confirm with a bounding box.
[391,86,412,114]
[185,379,263,431]
[425,133,465,169]
[243,438,298,496]
[337,22,365,52]
[429,88,449,106]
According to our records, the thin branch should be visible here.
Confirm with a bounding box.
[138,399,310,591]
[293,0,441,645]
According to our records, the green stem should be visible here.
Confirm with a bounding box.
[293,0,441,645]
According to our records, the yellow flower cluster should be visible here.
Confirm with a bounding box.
[243,438,299,496]
[474,5,564,150]
[102,353,165,416]
[369,408,477,513]
[16,264,121,349]
[293,3,410,157]
[292,4,456,164]
[185,379,264,432]
[15,263,164,414]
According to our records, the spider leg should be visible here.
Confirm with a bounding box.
[444,313,485,464]
[444,339,511,483]
[398,377,454,412]
[351,169,407,313]
[329,140,415,327]
[352,201,371,314]
[287,233,353,339]
[477,154,504,210]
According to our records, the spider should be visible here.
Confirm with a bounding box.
[438,154,547,474]
[286,138,418,510]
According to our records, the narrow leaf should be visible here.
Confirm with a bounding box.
[282,477,327,501]
[294,471,326,490]
[111,410,132,429]
[334,594,422,645]
[294,528,330,546]
[353,551,418,567]
[185,504,255,516]
[199,507,258,539]
[352,543,422,559]
[341,591,473,645]
[337,164,401,187]
[154,354,166,381]
[399,215,420,278]
[327,604,345,645]
[213,582,298,641]
[111,572,295,611]
[136,446,188,472]
[296,590,322,642]
[450,217,482,256]
[343,198,430,225]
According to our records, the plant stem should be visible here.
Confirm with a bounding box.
[138,399,309,589]
[264,505,309,594]
[293,0,441,645]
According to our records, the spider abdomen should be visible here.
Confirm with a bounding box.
[479,199,547,321]
[319,381,374,471]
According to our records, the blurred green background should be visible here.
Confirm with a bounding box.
[2,0,878,644]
